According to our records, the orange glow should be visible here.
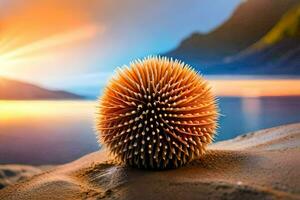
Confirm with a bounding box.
[0,1,102,76]
[210,79,300,97]
[0,100,95,124]
[0,25,99,66]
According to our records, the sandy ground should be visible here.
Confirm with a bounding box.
[0,165,54,189]
[0,123,299,200]
[0,165,42,189]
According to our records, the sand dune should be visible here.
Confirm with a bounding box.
[0,123,299,200]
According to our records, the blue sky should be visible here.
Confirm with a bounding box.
[0,0,241,97]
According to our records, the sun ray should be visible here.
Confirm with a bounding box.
[0,24,101,66]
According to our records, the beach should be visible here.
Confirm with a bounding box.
[0,123,299,200]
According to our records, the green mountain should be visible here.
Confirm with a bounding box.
[207,4,300,75]
[253,3,300,49]
[165,0,299,65]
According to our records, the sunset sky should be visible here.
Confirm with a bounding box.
[0,0,241,96]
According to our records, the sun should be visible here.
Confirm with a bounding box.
[0,55,12,75]
[0,54,22,77]
[0,55,5,66]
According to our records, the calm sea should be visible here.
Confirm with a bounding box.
[0,97,300,164]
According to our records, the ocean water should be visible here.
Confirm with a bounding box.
[0,97,300,165]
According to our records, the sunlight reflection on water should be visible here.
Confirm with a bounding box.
[0,101,99,164]
[0,98,300,164]
[241,98,262,131]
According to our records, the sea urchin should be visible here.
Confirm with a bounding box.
[96,56,218,169]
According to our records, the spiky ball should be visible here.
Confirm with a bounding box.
[97,56,218,169]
